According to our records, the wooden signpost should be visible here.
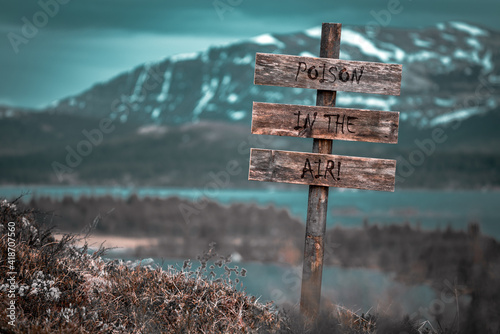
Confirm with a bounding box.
[254,53,402,95]
[251,102,399,144]
[249,149,396,192]
[247,23,402,319]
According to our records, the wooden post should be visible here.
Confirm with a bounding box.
[249,19,401,319]
[300,22,341,319]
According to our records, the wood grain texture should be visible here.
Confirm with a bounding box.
[254,53,402,96]
[251,102,399,144]
[299,23,341,320]
[249,148,396,192]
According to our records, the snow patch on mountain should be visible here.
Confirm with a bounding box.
[299,51,316,58]
[228,110,246,121]
[227,93,238,104]
[192,78,219,119]
[466,37,482,50]
[157,64,172,103]
[410,33,434,48]
[233,54,253,65]
[380,42,405,62]
[130,66,149,103]
[406,50,439,63]
[434,97,455,107]
[250,34,285,48]
[170,52,199,62]
[482,51,494,72]
[338,95,398,111]
[450,22,489,36]
[430,108,482,127]
[152,107,161,119]
[304,27,321,38]
[341,29,392,62]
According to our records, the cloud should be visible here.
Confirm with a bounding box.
[0,26,237,108]
[0,0,499,108]
[0,0,229,34]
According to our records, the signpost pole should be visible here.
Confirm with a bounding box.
[249,19,401,319]
[300,22,341,319]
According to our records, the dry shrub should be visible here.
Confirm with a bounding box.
[0,199,280,333]
[0,199,472,334]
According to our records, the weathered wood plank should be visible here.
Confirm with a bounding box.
[251,102,399,144]
[248,148,396,192]
[254,53,402,96]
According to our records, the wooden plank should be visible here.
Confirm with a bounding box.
[251,102,399,144]
[254,53,402,96]
[249,148,396,192]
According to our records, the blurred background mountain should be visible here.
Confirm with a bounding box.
[1,22,499,189]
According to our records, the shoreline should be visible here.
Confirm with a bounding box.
[54,233,160,252]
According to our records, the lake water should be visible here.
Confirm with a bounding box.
[1,185,499,239]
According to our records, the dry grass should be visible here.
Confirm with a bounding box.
[0,198,471,333]
[0,199,279,333]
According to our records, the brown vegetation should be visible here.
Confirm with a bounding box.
[3,196,500,333]
[0,200,280,333]
[0,198,437,334]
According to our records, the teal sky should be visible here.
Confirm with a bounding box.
[1,0,499,108]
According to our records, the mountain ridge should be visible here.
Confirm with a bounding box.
[2,21,494,130]
[1,21,499,189]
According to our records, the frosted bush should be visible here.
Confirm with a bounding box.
[18,284,29,296]
[25,271,59,301]
[83,273,111,294]
[29,225,37,234]
[22,217,30,228]
[60,307,75,323]
[36,271,44,280]
[0,199,16,210]
[47,286,61,301]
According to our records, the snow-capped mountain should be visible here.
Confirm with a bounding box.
[45,21,499,128]
[1,21,499,188]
